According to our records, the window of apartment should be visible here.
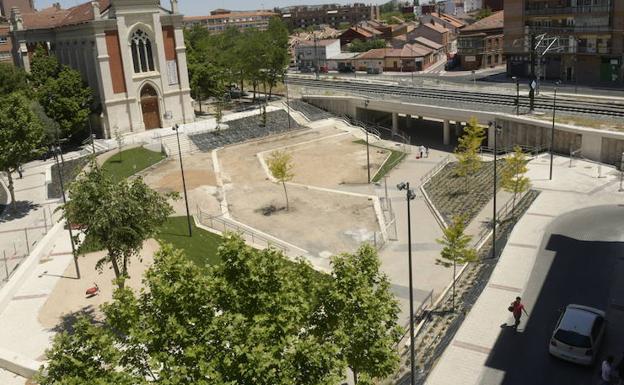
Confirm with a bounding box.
[0,36,7,44]
[130,29,155,73]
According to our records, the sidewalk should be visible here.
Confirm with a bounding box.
[425,154,623,385]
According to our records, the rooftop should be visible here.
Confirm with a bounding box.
[420,21,450,34]
[184,10,277,22]
[18,0,111,30]
[429,12,466,28]
[461,10,504,33]
[412,36,443,50]
[297,38,339,48]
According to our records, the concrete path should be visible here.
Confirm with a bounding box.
[425,154,624,385]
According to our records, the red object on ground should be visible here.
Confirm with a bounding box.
[85,283,99,297]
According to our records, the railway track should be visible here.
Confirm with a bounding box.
[286,78,624,118]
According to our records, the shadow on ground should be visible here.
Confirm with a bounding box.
[0,201,40,223]
[481,234,622,385]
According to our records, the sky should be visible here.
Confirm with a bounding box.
[34,0,391,16]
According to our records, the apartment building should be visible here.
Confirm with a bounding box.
[457,11,504,70]
[504,0,624,85]
[183,9,277,33]
[280,3,380,30]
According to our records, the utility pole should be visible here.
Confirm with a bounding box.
[549,81,560,180]
[313,33,319,80]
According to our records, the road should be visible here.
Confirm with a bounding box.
[480,205,624,385]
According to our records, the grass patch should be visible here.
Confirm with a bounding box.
[102,147,166,182]
[156,216,222,268]
[77,216,223,268]
[353,139,407,182]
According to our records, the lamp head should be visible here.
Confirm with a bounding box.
[172,124,179,131]
[407,189,416,200]
[397,181,407,191]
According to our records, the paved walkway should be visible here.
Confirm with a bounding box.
[425,154,623,385]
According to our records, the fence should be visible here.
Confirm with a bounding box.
[479,144,547,159]
[196,209,291,255]
[0,206,62,285]
[420,155,452,186]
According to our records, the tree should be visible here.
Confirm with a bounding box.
[38,237,346,385]
[348,38,387,53]
[263,17,290,101]
[0,94,45,208]
[267,150,294,210]
[0,63,28,96]
[436,215,477,311]
[29,46,60,88]
[455,117,485,186]
[62,163,174,289]
[500,146,530,218]
[37,65,92,138]
[475,7,493,20]
[325,244,402,384]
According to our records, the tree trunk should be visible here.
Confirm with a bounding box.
[109,254,124,289]
[282,181,289,211]
[352,368,358,385]
[197,89,202,113]
[452,260,456,312]
[6,170,16,210]
[268,77,274,101]
[252,82,257,102]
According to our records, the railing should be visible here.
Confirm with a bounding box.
[420,155,452,185]
[474,189,530,251]
[569,147,582,168]
[479,144,547,159]
[0,207,62,286]
[197,209,291,255]
[394,289,434,350]
[525,4,611,15]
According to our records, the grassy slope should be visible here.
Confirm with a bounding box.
[102,147,166,182]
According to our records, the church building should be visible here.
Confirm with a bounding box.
[9,0,194,138]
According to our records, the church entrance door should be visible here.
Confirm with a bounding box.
[140,84,161,130]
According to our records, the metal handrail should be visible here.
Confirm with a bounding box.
[421,155,452,184]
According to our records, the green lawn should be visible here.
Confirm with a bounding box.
[156,216,222,268]
[78,216,222,268]
[353,139,407,182]
[102,147,166,182]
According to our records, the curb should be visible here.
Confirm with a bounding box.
[0,346,40,379]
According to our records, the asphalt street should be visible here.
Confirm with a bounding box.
[480,205,624,385]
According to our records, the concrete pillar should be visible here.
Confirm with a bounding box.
[443,119,450,145]
[406,114,412,129]
[487,123,495,148]
[392,112,398,135]
[581,132,602,161]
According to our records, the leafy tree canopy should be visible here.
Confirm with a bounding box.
[62,163,174,288]
[38,238,402,385]
[29,46,60,88]
[0,93,45,207]
[348,39,387,52]
[0,62,28,96]
[455,116,485,178]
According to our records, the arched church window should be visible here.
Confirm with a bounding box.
[130,29,155,73]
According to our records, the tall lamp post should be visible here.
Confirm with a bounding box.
[549,80,560,180]
[285,75,291,130]
[364,99,371,183]
[172,124,192,237]
[512,76,520,116]
[397,181,416,385]
[489,122,502,259]
[54,138,80,279]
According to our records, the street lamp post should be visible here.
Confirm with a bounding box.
[172,124,192,237]
[549,80,560,180]
[285,75,291,130]
[54,140,80,279]
[512,76,519,116]
[489,122,502,259]
[397,181,416,385]
[364,99,371,183]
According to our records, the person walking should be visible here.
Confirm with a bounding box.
[601,355,614,385]
[419,145,424,159]
[425,146,429,158]
[509,297,528,329]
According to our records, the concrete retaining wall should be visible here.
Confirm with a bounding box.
[304,95,624,166]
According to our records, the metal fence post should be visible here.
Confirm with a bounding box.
[43,209,48,233]
[24,228,30,255]
[3,250,8,281]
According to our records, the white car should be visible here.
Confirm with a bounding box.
[549,304,606,365]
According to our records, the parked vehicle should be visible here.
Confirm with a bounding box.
[366,67,382,75]
[548,304,606,365]
[300,67,313,73]
[319,65,329,73]
[338,64,354,73]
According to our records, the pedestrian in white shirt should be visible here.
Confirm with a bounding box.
[602,356,614,385]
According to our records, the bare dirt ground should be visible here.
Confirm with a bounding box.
[38,239,159,329]
[142,152,221,217]
[219,123,381,258]
[287,133,390,188]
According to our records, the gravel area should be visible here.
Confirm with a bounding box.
[424,160,513,225]
[189,110,300,152]
[47,156,90,199]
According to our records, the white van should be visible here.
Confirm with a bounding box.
[549,304,606,365]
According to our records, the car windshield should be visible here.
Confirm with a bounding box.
[554,329,591,348]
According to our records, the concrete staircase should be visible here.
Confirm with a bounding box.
[158,132,200,156]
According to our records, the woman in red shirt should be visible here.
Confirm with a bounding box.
[510,296,529,329]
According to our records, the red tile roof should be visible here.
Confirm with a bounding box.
[461,10,503,32]
[430,12,465,28]
[356,44,432,59]
[412,36,443,50]
[422,21,449,34]
[20,0,111,30]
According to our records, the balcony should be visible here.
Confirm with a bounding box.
[525,5,611,15]
[527,25,613,34]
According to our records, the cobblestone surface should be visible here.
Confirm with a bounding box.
[189,110,300,152]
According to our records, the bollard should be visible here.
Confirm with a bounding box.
[43,209,48,233]
[24,228,30,255]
